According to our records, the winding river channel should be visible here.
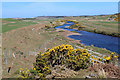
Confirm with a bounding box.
[56,21,120,54]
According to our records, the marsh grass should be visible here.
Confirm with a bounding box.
[2,18,37,33]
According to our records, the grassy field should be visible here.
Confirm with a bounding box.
[2,17,116,78]
[2,18,38,33]
[66,15,119,37]
[2,18,72,78]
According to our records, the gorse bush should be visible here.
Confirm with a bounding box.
[33,53,51,78]
[69,24,79,29]
[66,19,85,30]
[66,20,79,24]
[104,52,118,64]
[34,44,90,71]
[66,48,90,70]
[19,44,90,79]
[19,44,118,79]
[19,68,29,78]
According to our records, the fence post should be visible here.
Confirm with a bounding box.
[9,50,11,58]
[13,53,16,58]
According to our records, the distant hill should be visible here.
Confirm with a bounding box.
[35,16,66,19]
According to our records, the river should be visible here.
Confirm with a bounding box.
[55,21,120,54]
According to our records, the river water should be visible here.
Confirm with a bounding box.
[56,21,120,54]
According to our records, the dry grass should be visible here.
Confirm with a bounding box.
[2,19,79,78]
[66,16,119,37]
[2,16,118,78]
[97,69,107,78]
[2,54,36,78]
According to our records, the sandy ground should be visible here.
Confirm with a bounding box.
[56,28,81,44]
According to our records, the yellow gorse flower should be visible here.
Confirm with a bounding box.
[111,52,114,55]
[114,56,118,58]
[94,57,97,60]
[103,56,106,59]
[33,44,90,77]
[20,68,23,71]
[34,68,36,70]
[91,60,93,62]
[27,70,29,72]
[91,56,94,59]
[106,56,111,60]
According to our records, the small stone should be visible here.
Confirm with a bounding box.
[46,75,53,78]
[89,73,97,77]
[85,76,91,79]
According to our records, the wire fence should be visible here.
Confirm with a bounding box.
[2,50,38,67]
[2,40,108,67]
[75,46,107,64]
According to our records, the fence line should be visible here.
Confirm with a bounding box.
[2,42,108,66]
[75,46,106,64]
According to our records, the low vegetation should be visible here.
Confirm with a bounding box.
[18,44,119,79]
[19,44,90,79]
[66,15,119,37]
[2,15,120,79]
[2,18,38,33]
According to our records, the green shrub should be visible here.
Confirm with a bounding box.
[19,44,90,79]
[34,44,90,71]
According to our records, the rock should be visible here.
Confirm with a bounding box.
[89,73,97,77]
[32,28,34,31]
[85,76,91,79]
[46,75,54,78]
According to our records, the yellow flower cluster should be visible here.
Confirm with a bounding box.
[20,44,91,79]
[106,56,111,60]
[104,52,118,63]
[94,57,97,60]
[90,52,118,64]
[66,20,79,24]
[19,68,29,78]
[61,20,66,22]
[36,44,90,71]
[67,48,90,70]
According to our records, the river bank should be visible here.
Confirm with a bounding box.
[82,28,120,38]
[56,21,119,54]
[61,30,115,56]
[66,16,119,37]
